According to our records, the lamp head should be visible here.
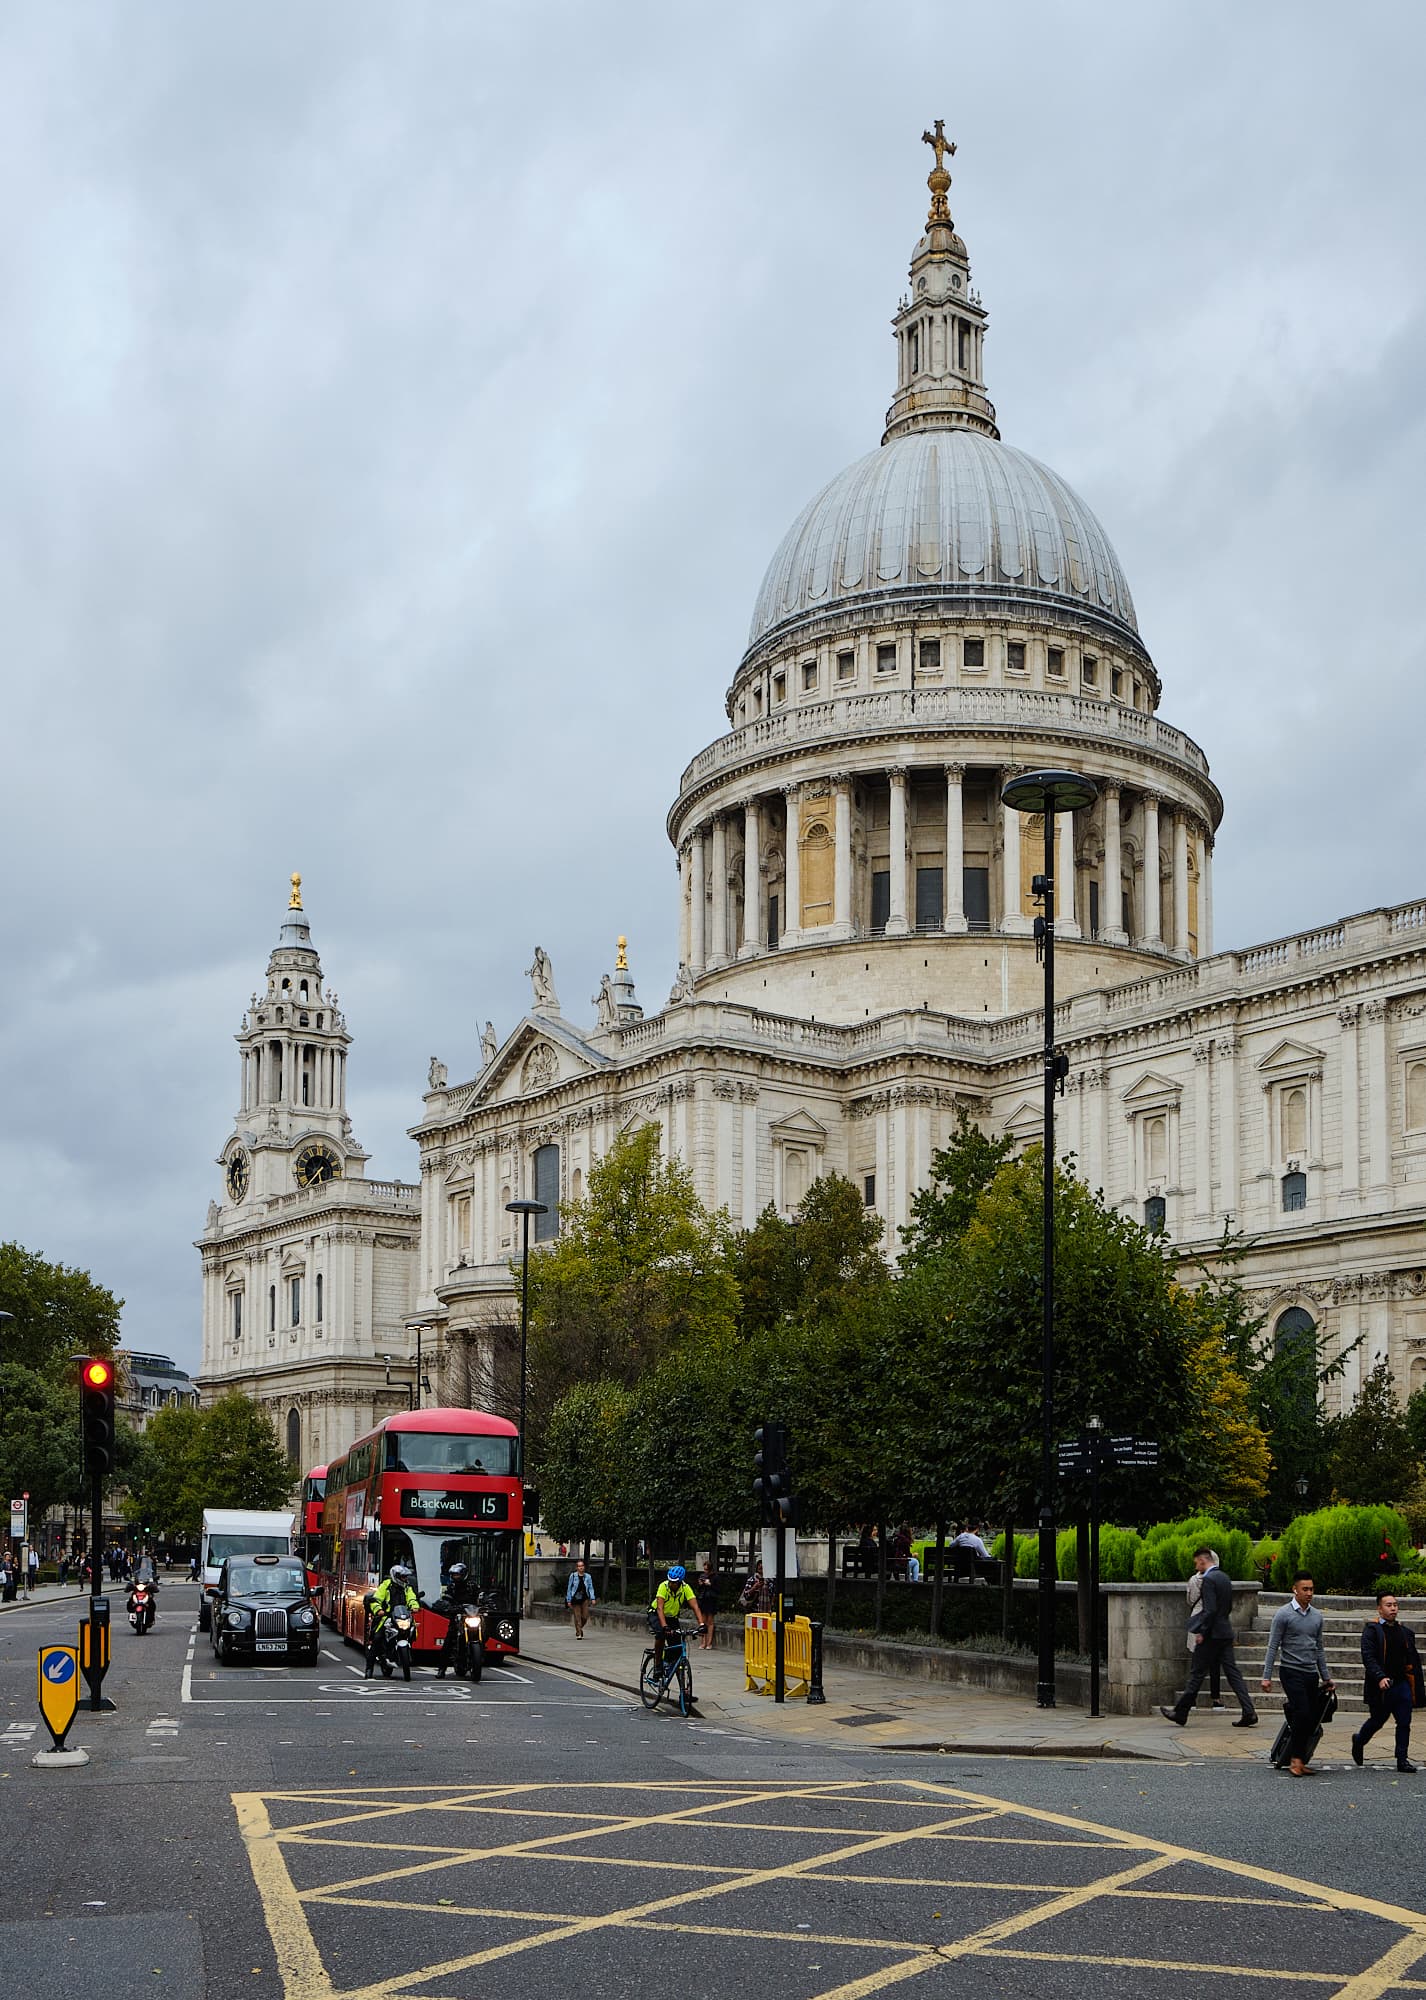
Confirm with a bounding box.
[1001,768,1100,816]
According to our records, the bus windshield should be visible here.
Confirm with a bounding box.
[379,1527,520,1613]
[384,1433,516,1477]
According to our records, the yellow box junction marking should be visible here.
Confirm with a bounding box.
[233,1776,1426,2000]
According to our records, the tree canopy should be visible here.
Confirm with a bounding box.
[124,1392,294,1540]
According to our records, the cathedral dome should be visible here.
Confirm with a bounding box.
[747,427,1139,652]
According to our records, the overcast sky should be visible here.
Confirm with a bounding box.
[1,4,1422,1373]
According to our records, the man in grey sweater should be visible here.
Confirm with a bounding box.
[1261,1571,1336,1776]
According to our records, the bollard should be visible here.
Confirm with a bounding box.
[79,1597,116,1713]
[807,1619,826,1705]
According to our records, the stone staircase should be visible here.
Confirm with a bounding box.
[1182,1592,1380,1716]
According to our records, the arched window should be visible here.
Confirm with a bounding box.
[286,1408,301,1466]
[1274,1306,1316,1358]
[1145,1114,1168,1182]
[1282,1170,1307,1213]
[570,1167,584,1204]
[533,1145,560,1242]
[1407,1061,1426,1134]
[1144,1194,1167,1234]
[1282,1085,1308,1158]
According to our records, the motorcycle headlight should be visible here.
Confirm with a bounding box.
[224,1610,248,1629]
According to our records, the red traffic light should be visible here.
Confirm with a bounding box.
[81,1358,113,1390]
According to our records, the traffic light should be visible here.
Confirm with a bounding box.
[753,1422,793,1523]
[80,1356,116,1476]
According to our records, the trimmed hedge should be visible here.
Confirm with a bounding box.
[1378,1573,1426,1598]
[1272,1505,1413,1594]
[1134,1517,1254,1583]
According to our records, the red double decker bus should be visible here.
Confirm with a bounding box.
[299,1464,327,1603]
[318,1407,523,1661]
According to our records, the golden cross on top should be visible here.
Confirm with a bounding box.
[921,118,955,223]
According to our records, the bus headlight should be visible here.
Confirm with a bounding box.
[496,1619,516,1643]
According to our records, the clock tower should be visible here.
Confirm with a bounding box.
[197,876,420,1473]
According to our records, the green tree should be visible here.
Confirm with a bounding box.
[123,1405,206,1542]
[538,1380,638,1556]
[732,1174,888,1334]
[899,1109,1014,1269]
[199,1393,295,1511]
[1329,1360,1421,1504]
[0,1241,122,1381]
[525,1125,739,1455]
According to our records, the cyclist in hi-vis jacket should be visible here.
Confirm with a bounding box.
[648,1566,704,1675]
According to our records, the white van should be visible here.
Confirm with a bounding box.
[198,1508,295,1630]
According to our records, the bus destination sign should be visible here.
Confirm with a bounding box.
[398,1489,509,1523]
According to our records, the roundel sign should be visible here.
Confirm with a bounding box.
[37,1645,79,1748]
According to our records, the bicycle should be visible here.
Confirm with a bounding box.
[639,1622,697,1716]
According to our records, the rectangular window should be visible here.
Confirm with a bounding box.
[863,1173,876,1208]
[963,638,985,670]
[963,866,991,932]
[875,643,897,675]
[836,648,855,681]
[290,1276,302,1327]
[767,891,780,951]
[918,639,941,675]
[772,671,786,703]
[1006,640,1026,673]
[957,322,969,369]
[1082,654,1098,686]
[915,866,943,932]
[1088,879,1100,940]
[801,659,817,692]
[231,1293,242,1339]
[870,870,890,935]
[1282,1171,1308,1213]
[908,326,920,373]
[1047,646,1065,678]
[1110,666,1122,697]
[533,1144,560,1242]
[269,1285,276,1332]
[315,1272,323,1323]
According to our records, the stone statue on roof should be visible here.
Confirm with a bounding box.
[526,946,559,1014]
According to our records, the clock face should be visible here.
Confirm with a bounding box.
[294,1143,341,1190]
[226,1150,249,1203]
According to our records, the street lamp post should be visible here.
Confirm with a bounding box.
[505,1200,548,1475]
[1000,766,1099,1710]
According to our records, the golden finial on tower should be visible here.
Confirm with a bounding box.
[289,872,303,911]
[616,935,628,971]
[921,118,956,225]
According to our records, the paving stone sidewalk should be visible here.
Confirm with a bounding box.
[519,1601,1279,1763]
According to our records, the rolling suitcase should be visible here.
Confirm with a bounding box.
[1268,1684,1338,1768]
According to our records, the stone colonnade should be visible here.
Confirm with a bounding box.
[678,764,1213,972]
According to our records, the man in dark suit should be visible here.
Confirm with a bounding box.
[1160,1546,1259,1728]
[1352,1590,1423,1772]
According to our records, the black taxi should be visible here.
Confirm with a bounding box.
[209,1552,321,1665]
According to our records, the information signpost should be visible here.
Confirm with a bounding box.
[1059,1430,1159,1717]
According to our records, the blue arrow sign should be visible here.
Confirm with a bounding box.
[42,1649,76,1684]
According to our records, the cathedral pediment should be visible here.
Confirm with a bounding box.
[464,1015,608,1110]
[1256,1038,1325,1076]
[768,1109,829,1142]
[1002,1098,1044,1137]
[1121,1070,1183,1107]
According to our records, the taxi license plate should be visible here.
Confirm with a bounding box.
[255,1640,284,1653]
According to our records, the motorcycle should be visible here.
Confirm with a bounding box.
[366,1599,417,1681]
[127,1581,156,1634]
[439,1594,491,1682]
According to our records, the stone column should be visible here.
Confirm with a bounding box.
[832,773,854,939]
[782,786,801,948]
[1193,1041,1213,1224]
[1141,794,1162,946]
[1193,825,1208,957]
[1365,998,1390,1190]
[943,763,967,932]
[678,843,692,970]
[1202,836,1215,956]
[689,825,707,974]
[886,767,910,937]
[1172,812,1190,957]
[740,798,761,957]
[710,814,729,967]
[1216,1035,1239,1220]
[1000,776,1031,934]
[1338,1003,1361,1200]
[1101,784,1127,944]
[1057,806,1081,940]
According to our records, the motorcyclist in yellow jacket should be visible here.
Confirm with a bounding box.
[365,1563,419,1678]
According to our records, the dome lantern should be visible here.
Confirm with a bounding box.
[882,122,998,446]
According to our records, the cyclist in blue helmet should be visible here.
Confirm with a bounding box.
[648,1565,702,1675]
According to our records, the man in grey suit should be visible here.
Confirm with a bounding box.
[1160,1547,1259,1728]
